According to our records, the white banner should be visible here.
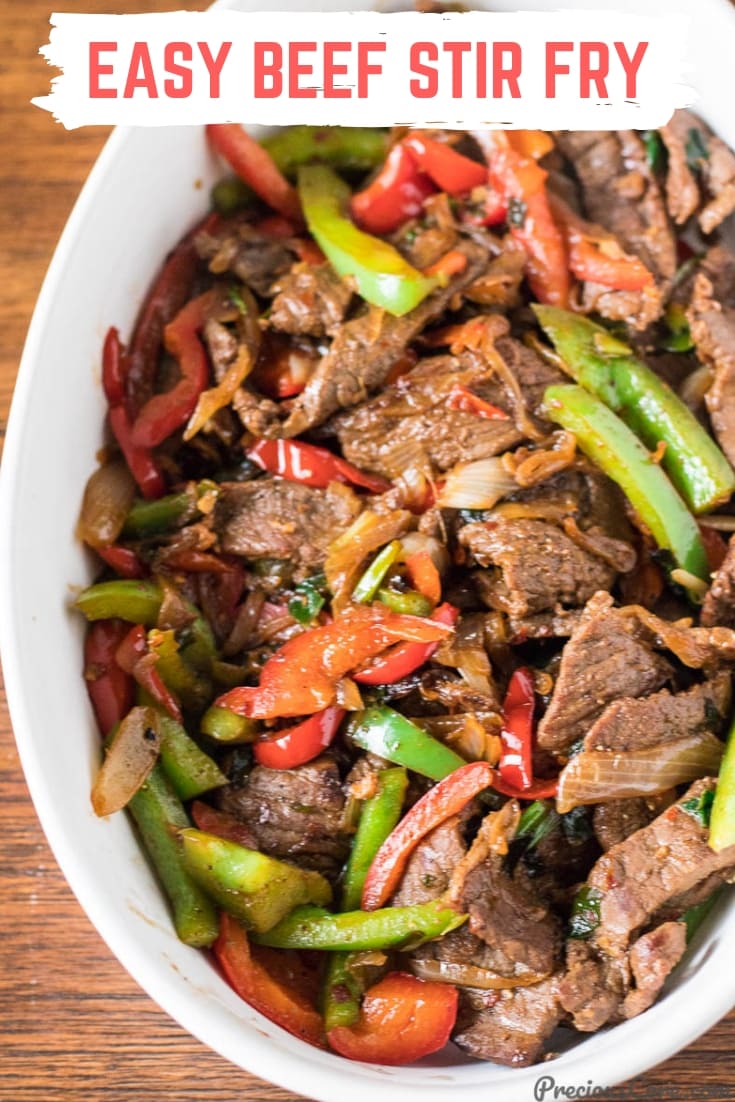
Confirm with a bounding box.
[34,10,691,130]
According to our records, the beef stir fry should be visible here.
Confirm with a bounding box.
[77,114,735,1068]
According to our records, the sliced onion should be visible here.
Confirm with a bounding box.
[91,706,160,817]
[670,568,709,598]
[77,460,136,548]
[325,508,412,612]
[435,612,497,697]
[680,364,714,410]
[399,532,450,575]
[335,677,364,711]
[413,713,502,765]
[556,731,724,814]
[411,956,547,990]
[697,514,735,531]
[437,457,517,510]
[503,430,577,489]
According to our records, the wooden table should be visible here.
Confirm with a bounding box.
[2,2,735,1099]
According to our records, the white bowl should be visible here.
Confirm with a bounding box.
[3,1,735,1098]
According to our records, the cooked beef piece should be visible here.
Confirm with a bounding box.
[702,536,735,627]
[508,463,634,543]
[622,921,687,1019]
[275,238,490,436]
[515,815,600,911]
[460,518,632,621]
[560,941,628,1032]
[501,606,584,643]
[688,271,735,467]
[537,593,673,754]
[462,237,527,309]
[592,796,671,852]
[588,779,735,956]
[195,217,295,296]
[269,263,353,338]
[212,479,361,571]
[392,817,467,907]
[217,755,350,877]
[583,671,731,752]
[661,110,735,234]
[555,130,676,282]
[453,976,563,1068]
[330,351,523,478]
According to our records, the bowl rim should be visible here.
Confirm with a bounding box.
[4,1,735,1097]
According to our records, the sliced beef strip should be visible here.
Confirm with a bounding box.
[452,975,563,1068]
[269,263,353,338]
[559,941,627,1032]
[212,478,361,572]
[592,796,670,852]
[688,271,735,467]
[554,130,676,287]
[536,592,673,754]
[330,352,523,479]
[702,535,735,627]
[588,778,735,957]
[459,518,630,621]
[391,817,467,907]
[662,110,735,234]
[195,217,295,296]
[217,755,350,878]
[583,671,731,752]
[275,238,490,437]
[622,921,687,1019]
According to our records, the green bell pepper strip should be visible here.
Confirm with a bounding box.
[534,306,735,514]
[76,581,217,673]
[683,888,724,942]
[157,715,227,801]
[252,899,467,952]
[201,704,258,743]
[298,164,438,316]
[323,766,409,1030]
[148,628,212,713]
[377,587,433,618]
[349,705,467,781]
[76,580,162,625]
[179,829,332,933]
[543,385,709,581]
[122,491,194,540]
[352,541,403,604]
[127,764,219,947]
[709,716,735,852]
[263,126,389,179]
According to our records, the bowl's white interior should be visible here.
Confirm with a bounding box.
[3,1,735,1099]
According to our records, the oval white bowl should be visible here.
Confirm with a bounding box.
[3,1,735,1098]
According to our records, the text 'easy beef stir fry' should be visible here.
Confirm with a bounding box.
[77,113,735,1068]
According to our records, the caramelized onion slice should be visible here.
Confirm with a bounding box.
[77,460,136,548]
[556,731,724,814]
[437,457,516,510]
[91,706,160,817]
[411,956,547,991]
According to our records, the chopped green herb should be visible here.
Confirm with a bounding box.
[228,285,248,315]
[641,129,667,174]
[662,302,694,353]
[569,885,603,940]
[686,127,710,172]
[683,888,723,942]
[680,787,715,827]
[508,197,527,228]
[516,800,559,849]
[289,572,328,625]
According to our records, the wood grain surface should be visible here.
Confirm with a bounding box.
[1,3,735,1100]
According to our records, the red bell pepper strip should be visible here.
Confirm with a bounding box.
[247,438,391,494]
[551,197,654,292]
[447,384,511,421]
[216,604,453,720]
[491,774,558,800]
[126,223,207,416]
[104,328,166,500]
[254,706,346,770]
[160,549,233,574]
[404,551,441,607]
[131,292,213,449]
[108,404,166,501]
[95,544,146,580]
[327,971,457,1065]
[498,667,536,792]
[361,761,493,910]
[207,124,303,225]
[403,134,488,195]
[215,913,326,1049]
[83,619,134,736]
[423,249,468,280]
[484,132,570,307]
[353,602,458,687]
[351,143,436,236]
[115,624,183,722]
